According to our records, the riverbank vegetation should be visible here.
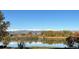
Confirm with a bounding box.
[9,30,79,45]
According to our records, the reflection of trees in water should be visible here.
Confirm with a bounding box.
[41,38,66,44]
[8,37,66,45]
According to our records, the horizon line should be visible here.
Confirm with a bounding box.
[7,29,79,31]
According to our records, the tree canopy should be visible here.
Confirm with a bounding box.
[0,11,10,42]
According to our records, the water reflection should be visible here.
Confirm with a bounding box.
[0,38,69,48]
[0,41,68,48]
[5,41,67,48]
[0,37,79,48]
[7,41,18,48]
[0,42,3,46]
[25,42,67,48]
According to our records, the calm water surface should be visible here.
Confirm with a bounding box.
[5,41,68,48]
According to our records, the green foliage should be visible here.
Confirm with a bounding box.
[41,31,73,37]
[0,11,10,45]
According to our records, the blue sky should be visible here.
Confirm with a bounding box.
[2,10,79,31]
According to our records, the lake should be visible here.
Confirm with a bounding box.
[1,41,79,49]
[2,41,67,48]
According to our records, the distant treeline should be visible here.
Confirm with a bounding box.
[10,31,79,38]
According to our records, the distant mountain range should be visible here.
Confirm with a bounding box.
[8,30,43,34]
